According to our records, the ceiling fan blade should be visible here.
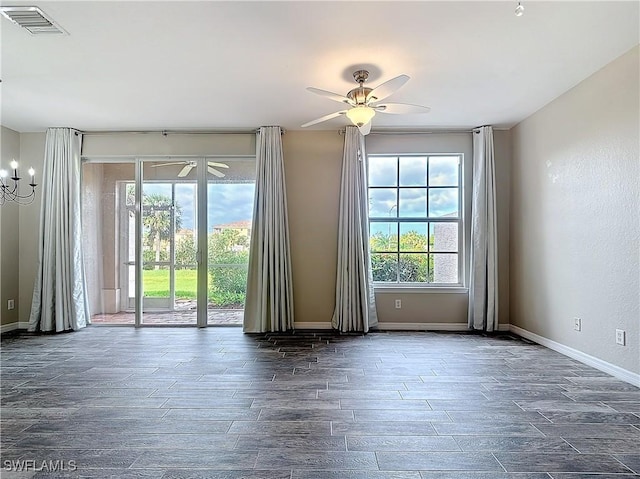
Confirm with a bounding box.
[307,87,354,105]
[177,164,193,177]
[358,122,372,136]
[301,110,347,128]
[207,162,229,169]
[149,162,186,167]
[208,166,225,178]
[366,74,410,103]
[374,102,431,114]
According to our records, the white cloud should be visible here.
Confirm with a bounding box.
[141,182,255,231]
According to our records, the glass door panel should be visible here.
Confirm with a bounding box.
[206,157,256,326]
[141,182,173,312]
[140,161,197,325]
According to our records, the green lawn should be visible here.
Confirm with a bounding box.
[143,269,197,298]
[143,267,247,307]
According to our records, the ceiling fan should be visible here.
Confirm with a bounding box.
[150,161,229,178]
[301,69,431,135]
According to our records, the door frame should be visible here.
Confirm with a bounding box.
[134,158,208,327]
[82,154,253,328]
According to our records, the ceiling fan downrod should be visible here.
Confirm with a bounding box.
[347,69,374,105]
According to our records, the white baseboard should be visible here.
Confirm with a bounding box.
[510,325,640,387]
[0,321,29,334]
[294,322,333,330]
[377,322,470,331]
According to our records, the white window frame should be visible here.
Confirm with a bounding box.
[367,153,464,288]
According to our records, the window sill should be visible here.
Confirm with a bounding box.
[374,285,468,294]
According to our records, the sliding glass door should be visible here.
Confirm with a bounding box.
[139,161,199,324]
[82,156,254,327]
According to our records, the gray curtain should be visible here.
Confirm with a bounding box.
[28,128,90,332]
[243,126,294,333]
[332,126,378,333]
[468,125,499,331]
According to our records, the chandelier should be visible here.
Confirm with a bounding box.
[0,160,38,205]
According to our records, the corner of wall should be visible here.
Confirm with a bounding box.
[1,126,23,328]
[508,46,640,376]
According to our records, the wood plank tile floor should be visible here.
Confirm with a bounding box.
[1,327,638,478]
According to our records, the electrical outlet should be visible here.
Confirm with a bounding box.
[7,299,15,310]
[573,317,581,331]
[395,299,402,309]
[615,329,626,346]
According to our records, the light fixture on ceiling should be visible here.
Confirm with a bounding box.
[0,160,38,206]
[302,69,430,135]
[346,105,376,128]
[515,2,525,16]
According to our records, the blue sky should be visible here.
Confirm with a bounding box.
[368,155,460,219]
[144,183,255,231]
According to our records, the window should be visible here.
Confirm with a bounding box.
[368,154,462,285]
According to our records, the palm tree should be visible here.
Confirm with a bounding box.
[142,193,182,269]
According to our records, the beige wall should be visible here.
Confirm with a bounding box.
[494,130,511,326]
[17,133,46,324]
[1,126,21,326]
[82,132,256,157]
[283,131,343,324]
[510,46,639,374]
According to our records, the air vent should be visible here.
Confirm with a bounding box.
[0,6,67,34]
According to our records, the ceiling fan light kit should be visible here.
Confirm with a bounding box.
[302,69,430,135]
[346,106,376,127]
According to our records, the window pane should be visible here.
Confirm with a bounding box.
[399,156,427,186]
[432,253,458,283]
[125,183,135,206]
[142,183,172,206]
[429,156,460,186]
[399,188,426,217]
[430,223,458,252]
[400,223,428,252]
[208,181,255,315]
[141,183,173,270]
[428,188,458,218]
[370,223,397,252]
[399,253,428,282]
[175,183,197,267]
[369,156,397,187]
[208,183,255,233]
[372,253,398,282]
[369,188,397,218]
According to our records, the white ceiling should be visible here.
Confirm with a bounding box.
[1,1,638,133]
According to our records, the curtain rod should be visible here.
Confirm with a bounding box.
[79,129,260,136]
[368,129,474,135]
[338,128,473,136]
[338,126,509,135]
[78,127,286,136]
